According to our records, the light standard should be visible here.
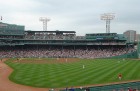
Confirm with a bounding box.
[39,17,50,31]
[101,13,115,33]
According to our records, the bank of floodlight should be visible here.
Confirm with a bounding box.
[101,13,115,33]
[39,17,50,31]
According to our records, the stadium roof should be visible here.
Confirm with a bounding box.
[25,30,76,33]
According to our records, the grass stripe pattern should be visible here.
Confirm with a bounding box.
[5,58,140,88]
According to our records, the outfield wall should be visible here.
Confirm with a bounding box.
[109,51,138,59]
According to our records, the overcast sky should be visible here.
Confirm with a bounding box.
[0,0,140,35]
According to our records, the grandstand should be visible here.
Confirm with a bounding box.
[0,22,24,36]
[0,22,138,58]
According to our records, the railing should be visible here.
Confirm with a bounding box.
[60,81,140,91]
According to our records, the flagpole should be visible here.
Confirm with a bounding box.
[0,16,2,23]
[0,16,2,21]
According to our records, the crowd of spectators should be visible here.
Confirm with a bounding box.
[59,86,139,91]
[0,45,136,58]
[24,32,76,40]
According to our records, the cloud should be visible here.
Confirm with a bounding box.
[0,0,140,35]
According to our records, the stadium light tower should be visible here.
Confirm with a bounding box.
[101,13,115,33]
[39,17,50,31]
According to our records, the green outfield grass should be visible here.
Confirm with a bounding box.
[5,58,140,88]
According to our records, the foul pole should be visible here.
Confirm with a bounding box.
[138,32,140,58]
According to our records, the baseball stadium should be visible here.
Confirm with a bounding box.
[0,21,140,91]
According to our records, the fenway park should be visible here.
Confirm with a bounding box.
[0,21,140,91]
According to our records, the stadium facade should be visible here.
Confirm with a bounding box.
[0,22,139,58]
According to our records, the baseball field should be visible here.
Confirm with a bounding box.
[5,58,140,88]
